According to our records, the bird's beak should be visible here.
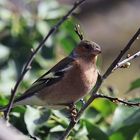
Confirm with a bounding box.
[93,45,101,54]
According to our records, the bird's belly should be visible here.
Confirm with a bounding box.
[38,81,89,106]
[38,71,97,108]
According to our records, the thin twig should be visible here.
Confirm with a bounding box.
[103,28,140,80]
[74,24,84,40]
[60,28,140,140]
[113,51,140,70]
[94,93,140,107]
[4,0,87,120]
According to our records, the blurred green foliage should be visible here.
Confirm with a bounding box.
[128,78,140,92]
[0,0,140,140]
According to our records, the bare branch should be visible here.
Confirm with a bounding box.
[113,51,140,70]
[74,24,84,40]
[60,28,140,140]
[4,0,87,120]
[103,28,140,80]
[94,93,140,107]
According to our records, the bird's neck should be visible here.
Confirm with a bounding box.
[69,52,97,66]
[76,56,97,68]
[82,55,98,65]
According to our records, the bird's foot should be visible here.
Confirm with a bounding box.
[69,103,78,123]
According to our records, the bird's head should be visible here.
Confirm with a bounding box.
[71,40,101,60]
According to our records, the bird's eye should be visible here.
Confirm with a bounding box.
[84,45,91,50]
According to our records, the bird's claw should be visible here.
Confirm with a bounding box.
[69,103,78,123]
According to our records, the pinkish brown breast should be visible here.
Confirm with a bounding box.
[37,58,98,109]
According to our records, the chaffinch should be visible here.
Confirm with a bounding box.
[1,40,101,111]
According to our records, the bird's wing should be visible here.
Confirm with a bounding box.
[15,57,75,103]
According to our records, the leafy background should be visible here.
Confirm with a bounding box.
[0,0,140,140]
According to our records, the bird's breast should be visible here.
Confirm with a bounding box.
[38,61,98,107]
[80,62,98,92]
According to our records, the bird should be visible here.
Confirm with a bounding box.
[0,40,101,116]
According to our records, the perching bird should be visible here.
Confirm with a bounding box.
[1,40,101,112]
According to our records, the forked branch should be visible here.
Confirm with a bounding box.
[113,51,140,70]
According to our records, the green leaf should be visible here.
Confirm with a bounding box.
[59,37,75,54]
[10,106,27,134]
[109,124,140,140]
[50,125,65,132]
[83,107,100,119]
[46,132,63,140]
[111,102,140,131]
[24,106,41,136]
[38,0,67,19]
[109,99,140,140]
[82,107,102,124]
[0,95,8,106]
[75,125,89,140]
[128,78,140,92]
[0,61,16,95]
[0,44,10,62]
[52,110,68,125]
[36,21,49,37]
[58,19,79,54]
[24,106,51,136]
[84,120,109,140]
[133,130,140,140]
[91,98,117,117]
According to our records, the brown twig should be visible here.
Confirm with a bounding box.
[102,28,140,80]
[113,50,140,70]
[94,93,140,107]
[74,24,84,40]
[4,0,87,120]
[60,28,140,140]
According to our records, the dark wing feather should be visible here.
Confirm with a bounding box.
[34,56,74,82]
[14,57,74,103]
